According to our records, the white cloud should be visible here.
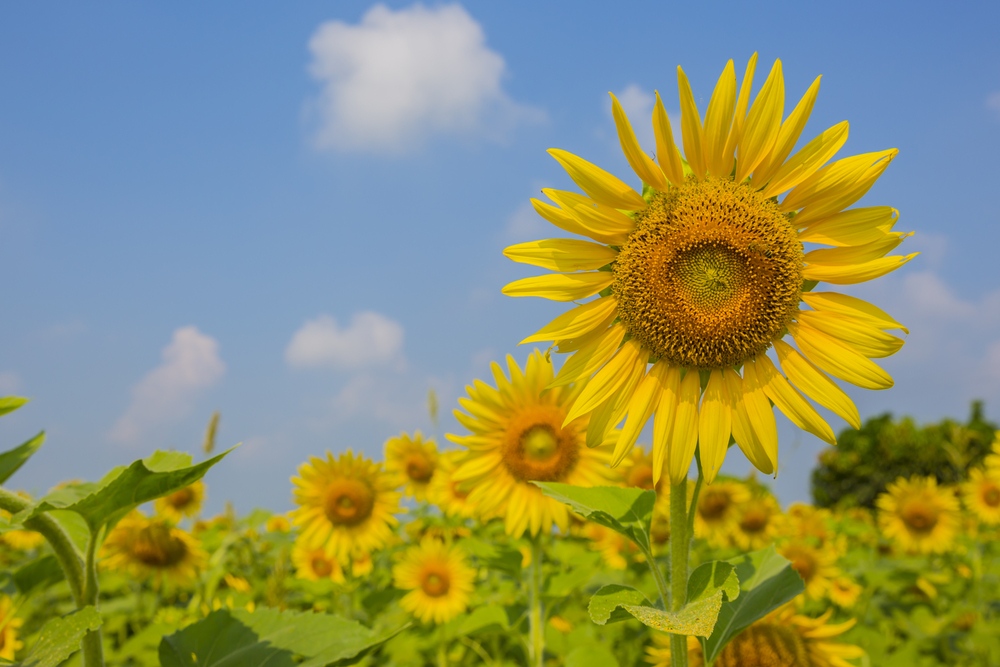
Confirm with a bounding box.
[503,201,547,241]
[0,372,21,395]
[285,312,405,370]
[110,327,225,444]
[307,3,543,153]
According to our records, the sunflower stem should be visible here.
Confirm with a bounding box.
[669,479,690,667]
[686,450,704,542]
[528,535,545,667]
[81,529,106,667]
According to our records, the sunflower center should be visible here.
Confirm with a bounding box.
[627,464,655,490]
[420,567,451,598]
[323,479,375,526]
[613,179,803,369]
[982,485,1000,507]
[311,554,334,577]
[716,624,810,667]
[450,480,470,500]
[699,489,733,521]
[501,406,580,482]
[900,501,939,533]
[167,487,195,509]
[740,508,771,534]
[132,524,189,568]
[405,454,434,483]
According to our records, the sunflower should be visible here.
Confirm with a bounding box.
[291,451,401,561]
[876,476,959,554]
[693,479,751,544]
[503,54,910,486]
[584,522,640,569]
[101,512,207,587]
[428,451,477,520]
[620,445,658,490]
[827,576,863,609]
[393,538,476,624]
[731,493,783,550]
[265,513,292,533]
[0,491,45,551]
[385,431,439,501]
[154,480,206,523]
[777,540,840,600]
[291,540,346,583]
[447,351,618,537]
[962,467,1000,524]
[0,595,23,660]
[647,603,863,667]
[783,503,835,547]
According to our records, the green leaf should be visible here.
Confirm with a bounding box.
[0,396,29,418]
[588,584,651,625]
[565,644,620,667]
[22,447,236,533]
[700,546,805,663]
[18,607,102,667]
[687,561,739,605]
[621,596,724,637]
[448,605,509,637]
[158,607,404,667]
[535,483,655,551]
[12,555,64,596]
[0,431,44,485]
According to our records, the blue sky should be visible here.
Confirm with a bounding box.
[1,1,999,514]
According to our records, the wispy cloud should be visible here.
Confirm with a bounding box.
[306,3,543,153]
[110,327,225,444]
[285,312,405,371]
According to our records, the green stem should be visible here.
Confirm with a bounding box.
[669,480,689,667]
[437,640,449,667]
[528,536,545,667]
[686,452,704,542]
[81,530,105,667]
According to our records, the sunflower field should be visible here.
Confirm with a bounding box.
[2,54,999,667]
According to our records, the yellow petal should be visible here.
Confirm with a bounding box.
[502,271,613,302]
[724,368,775,475]
[802,253,918,285]
[651,366,682,486]
[520,296,618,345]
[804,233,909,265]
[547,148,646,210]
[702,60,737,179]
[736,59,784,182]
[551,324,624,387]
[801,291,908,333]
[721,52,758,178]
[653,91,685,186]
[752,76,822,189]
[699,369,732,483]
[610,93,669,191]
[544,189,636,242]
[677,66,706,178]
[504,238,619,272]
[612,362,669,466]
[788,321,894,390]
[667,369,701,485]
[797,206,898,246]
[784,150,898,224]
[587,354,647,449]
[797,310,904,358]
[762,121,849,199]
[564,339,648,424]
[530,197,627,245]
[773,339,861,429]
[753,355,836,445]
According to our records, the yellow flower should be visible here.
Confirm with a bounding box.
[265,514,292,533]
[291,540,346,583]
[393,538,476,624]
[731,493,783,551]
[0,491,45,551]
[447,351,618,537]
[223,574,252,593]
[647,603,863,667]
[101,512,207,588]
[384,431,439,501]
[154,480,206,523]
[693,480,751,545]
[350,548,374,577]
[783,503,836,547]
[427,451,477,520]
[876,476,959,554]
[984,430,1000,474]
[291,451,401,561]
[777,540,840,600]
[0,595,23,660]
[961,467,1000,525]
[584,523,639,570]
[503,54,910,486]
[619,445,659,490]
[828,576,863,609]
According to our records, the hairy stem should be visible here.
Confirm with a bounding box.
[528,535,545,667]
[669,479,690,667]
[81,530,105,667]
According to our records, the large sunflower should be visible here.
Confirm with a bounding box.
[393,538,476,625]
[384,431,439,501]
[447,350,618,537]
[291,451,401,561]
[101,511,207,588]
[503,55,911,484]
[876,476,959,554]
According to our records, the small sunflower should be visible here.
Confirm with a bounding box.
[154,480,206,523]
[731,493,783,551]
[620,445,658,490]
[0,491,45,551]
[584,522,640,570]
[291,451,401,561]
[0,595,24,660]
[503,54,910,486]
[101,512,207,587]
[647,603,863,667]
[265,513,292,533]
[427,451,477,520]
[777,540,840,600]
[393,538,476,625]
[291,540,346,583]
[984,430,1000,474]
[827,576,863,609]
[961,467,1000,525]
[693,479,751,544]
[447,351,618,537]
[783,503,835,547]
[385,431,439,501]
[876,476,959,554]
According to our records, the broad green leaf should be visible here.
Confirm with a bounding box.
[22,447,236,533]
[158,607,404,667]
[622,596,724,637]
[448,605,509,637]
[0,396,28,418]
[0,431,44,485]
[12,554,64,596]
[461,537,522,573]
[535,483,655,551]
[700,546,805,663]
[589,584,651,625]
[18,607,102,667]
[687,561,740,604]
[565,644,620,667]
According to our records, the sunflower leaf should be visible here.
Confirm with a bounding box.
[534,483,655,551]
[699,546,805,663]
[0,431,45,485]
[18,606,103,667]
[589,584,652,625]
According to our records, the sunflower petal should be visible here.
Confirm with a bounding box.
[677,66,706,178]
[587,354,647,449]
[753,355,836,445]
[702,60,737,179]
[699,369,732,483]
[803,253,918,285]
[611,93,669,190]
[530,197,628,245]
[762,121,850,199]
[797,206,898,246]
[504,238,619,272]
[651,366,682,486]
[736,59,784,182]
[752,75,822,189]
[789,321,894,390]
[801,292,908,333]
[548,148,646,210]
[773,339,861,429]
[721,52,758,177]
[667,370,701,485]
[724,368,775,475]
[551,324,624,387]
[797,310,905,358]
[502,271,613,302]
[544,189,636,240]
[784,149,898,224]
[612,362,669,466]
[804,233,910,265]
[520,296,618,345]
[564,339,648,424]
[653,91,686,186]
